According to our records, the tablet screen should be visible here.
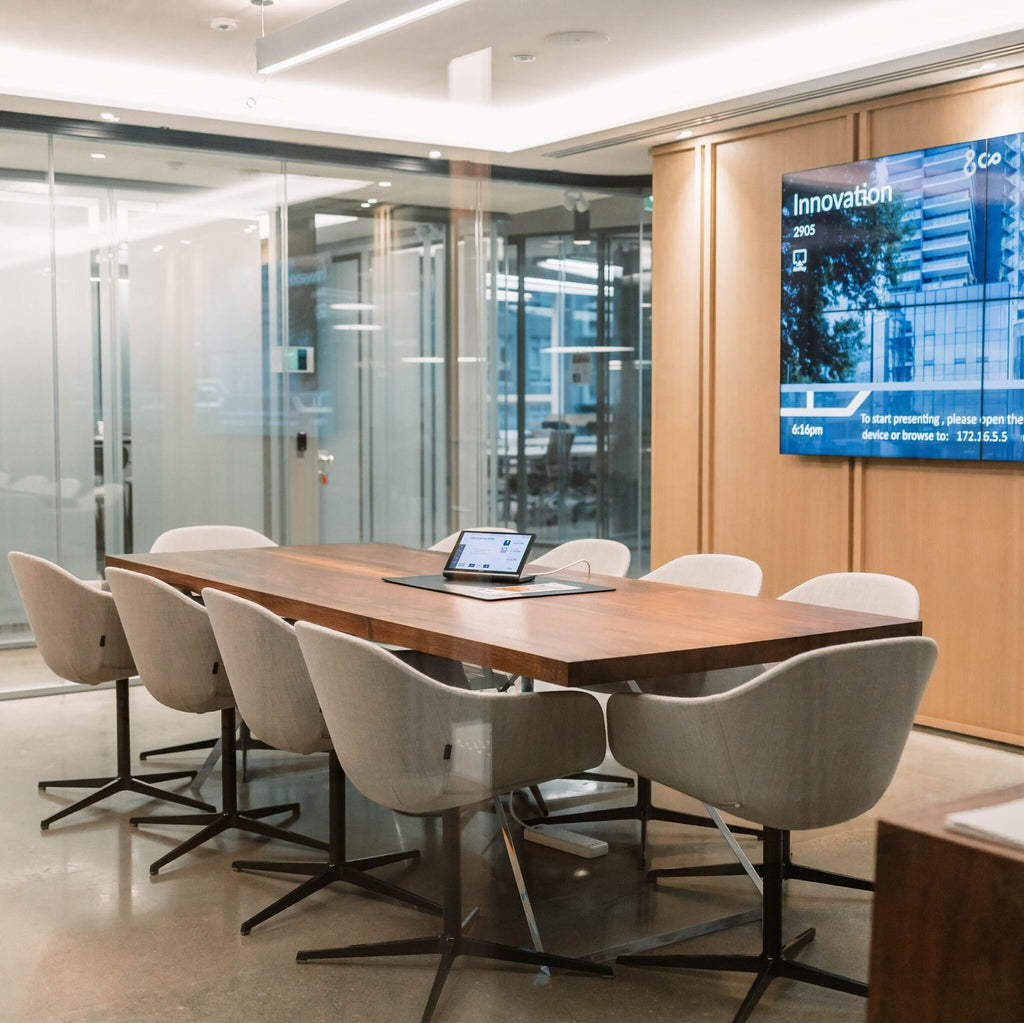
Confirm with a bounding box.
[443,531,535,577]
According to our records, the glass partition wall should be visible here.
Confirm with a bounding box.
[496,201,652,568]
[0,124,651,677]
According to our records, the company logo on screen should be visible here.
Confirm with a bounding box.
[780,130,1024,463]
[962,148,1001,177]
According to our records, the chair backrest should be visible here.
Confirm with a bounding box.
[643,553,763,595]
[106,568,233,714]
[149,525,277,554]
[530,538,631,577]
[608,636,937,832]
[295,621,606,815]
[545,431,574,478]
[780,572,919,619]
[427,527,515,554]
[7,552,135,685]
[203,588,330,755]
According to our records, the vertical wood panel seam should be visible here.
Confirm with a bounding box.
[695,145,706,551]
[700,143,716,552]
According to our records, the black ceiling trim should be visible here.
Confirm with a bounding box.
[0,110,652,192]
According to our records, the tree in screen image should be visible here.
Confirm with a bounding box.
[781,185,908,384]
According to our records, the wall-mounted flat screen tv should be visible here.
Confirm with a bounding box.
[780,131,1024,460]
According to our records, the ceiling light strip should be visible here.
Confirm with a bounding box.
[545,41,1024,158]
[258,0,476,74]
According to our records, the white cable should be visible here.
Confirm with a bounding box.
[532,558,591,579]
[508,796,531,831]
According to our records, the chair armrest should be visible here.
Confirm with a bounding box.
[607,692,744,809]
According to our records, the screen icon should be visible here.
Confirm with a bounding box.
[792,248,808,272]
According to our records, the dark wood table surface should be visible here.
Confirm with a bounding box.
[106,543,922,687]
[868,783,1024,1023]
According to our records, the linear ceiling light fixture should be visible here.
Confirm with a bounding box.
[257,0,476,75]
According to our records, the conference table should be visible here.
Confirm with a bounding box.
[105,541,922,960]
[105,542,921,688]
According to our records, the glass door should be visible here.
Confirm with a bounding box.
[286,165,501,552]
[498,221,651,569]
[313,213,449,547]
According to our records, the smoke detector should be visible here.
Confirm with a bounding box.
[210,18,238,32]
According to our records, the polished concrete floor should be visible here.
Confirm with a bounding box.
[0,645,76,696]
[2,684,1021,1023]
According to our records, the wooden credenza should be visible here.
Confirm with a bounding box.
[867,784,1024,1022]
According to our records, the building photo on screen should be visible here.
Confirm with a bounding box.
[780,131,1024,460]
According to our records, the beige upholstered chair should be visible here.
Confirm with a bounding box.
[635,571,922,889]
[148,524,277,554]
[294,621,612,1023]
[638,553,766,700]
[202,588,438,934]
[106,567,325,874]
[609,636,937,1023]
[7,552,211,830]
[643,553,763,594]
[534,551,765,846]
[139,524,276,765]
[514,537,632,805]
[780,571,919,618]
[638,554,765,698]
[764,571,921,890]
[427,526,514,553]
[529,537,631,577]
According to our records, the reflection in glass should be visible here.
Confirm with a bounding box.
[496,213,651,571]
[0,128,652,671]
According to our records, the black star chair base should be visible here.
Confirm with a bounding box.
[231,751,438,933]
[39,677,214,830]
[647,827,873,891]
[297,807,611,1023]
[621,828,867,1023]
[106,567,326,875]
[608,636,937,1023]
[202,586,439,933]
[7,552,214,831]
[129,707,325,875]
[295,621,614,1023]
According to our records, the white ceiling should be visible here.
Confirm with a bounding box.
[1,0,1023,174]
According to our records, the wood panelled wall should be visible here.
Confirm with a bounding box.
[651,70,1024,746]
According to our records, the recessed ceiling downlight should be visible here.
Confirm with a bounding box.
[545,31,608,47]
[210,18,238,32]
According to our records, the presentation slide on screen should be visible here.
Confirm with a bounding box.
[448,532,530,573]
[780,131,1024,461]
